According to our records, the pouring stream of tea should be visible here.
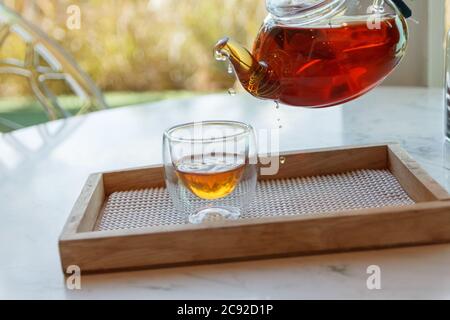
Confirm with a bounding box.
[216,51,286,165]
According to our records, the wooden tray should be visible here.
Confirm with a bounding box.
[59,144,450,274]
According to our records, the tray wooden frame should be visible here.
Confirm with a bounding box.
[59,144,450,274]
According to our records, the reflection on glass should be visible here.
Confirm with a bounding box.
[163,121,257,224]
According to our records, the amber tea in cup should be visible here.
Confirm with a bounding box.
[175,153,246,200]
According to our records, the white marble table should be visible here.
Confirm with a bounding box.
[1,86,450,299]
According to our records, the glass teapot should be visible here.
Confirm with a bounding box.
[215,0,410,108]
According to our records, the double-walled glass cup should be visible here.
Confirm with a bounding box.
[163,121,257,224]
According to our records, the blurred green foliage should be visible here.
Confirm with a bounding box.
[0,0,266,97]
[0,91,195,131]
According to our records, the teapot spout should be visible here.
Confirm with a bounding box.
[214,37,280,100]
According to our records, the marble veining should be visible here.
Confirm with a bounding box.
[1,87,450,299]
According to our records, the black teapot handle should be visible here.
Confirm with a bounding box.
[391,0,412,18]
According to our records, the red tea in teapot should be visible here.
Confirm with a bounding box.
[217,15,407,108]
[253,18,405,107]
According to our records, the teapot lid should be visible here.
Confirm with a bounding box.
[266,0,342,18]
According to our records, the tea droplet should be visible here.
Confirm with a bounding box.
[214,49,228,62]
[280,157,286,164]
[227,62,234,74]
[274,101,283,129]
[228,88,236,96]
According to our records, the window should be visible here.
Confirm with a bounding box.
[384,0,445,87]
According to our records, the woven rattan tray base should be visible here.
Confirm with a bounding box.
[59,144,450,274]
[97,169,414,231]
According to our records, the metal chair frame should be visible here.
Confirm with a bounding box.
[0,3,107,131]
